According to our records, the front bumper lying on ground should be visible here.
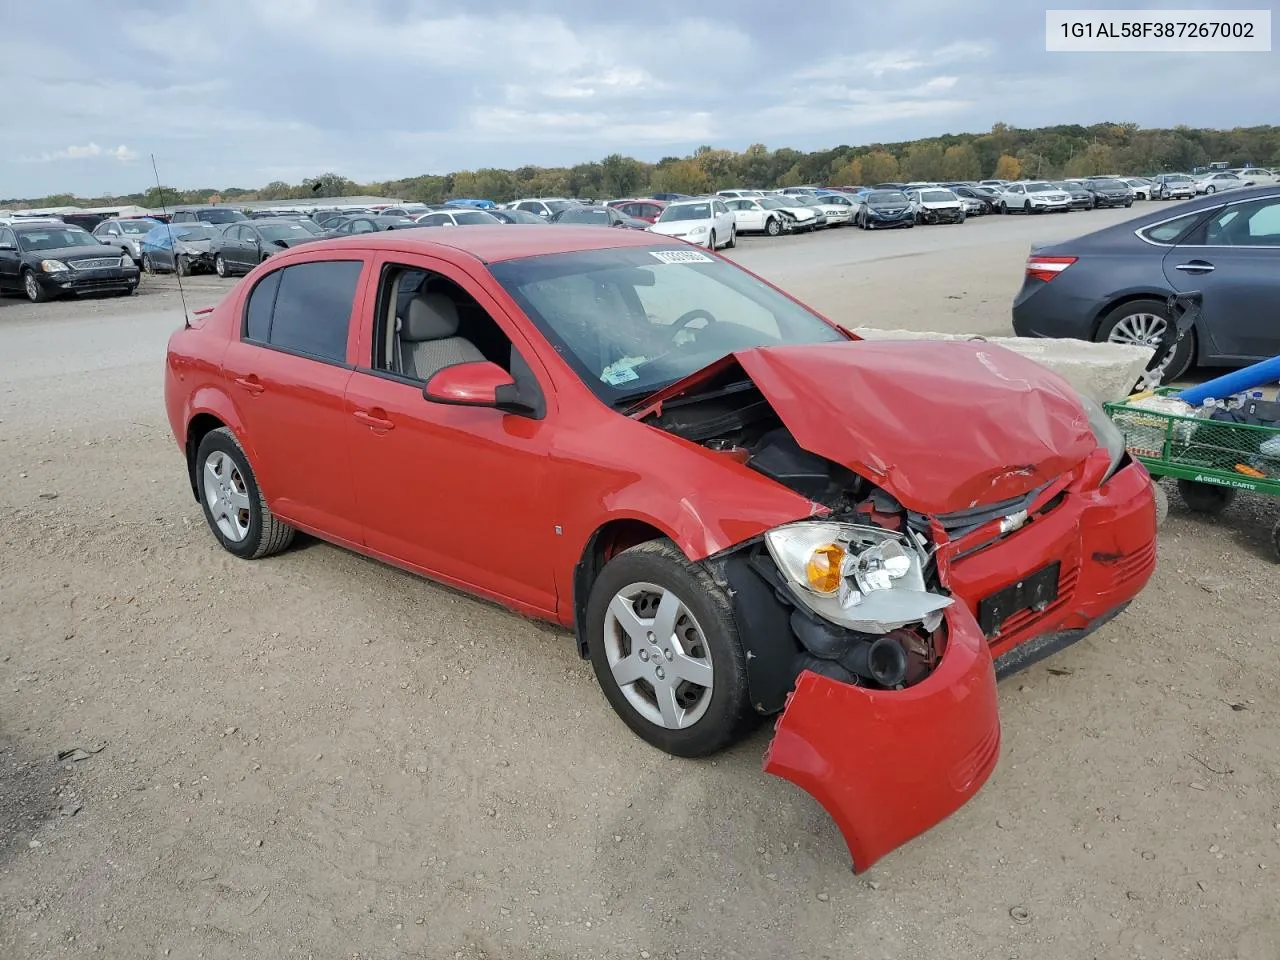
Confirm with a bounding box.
[764,603,1000,873]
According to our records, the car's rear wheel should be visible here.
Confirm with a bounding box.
[214,254,228,278]
[586,539,754,758]
[195,427,296,560]
[1095,298,1195,382]
[22,270,47,303]
[1177,479,1236,516]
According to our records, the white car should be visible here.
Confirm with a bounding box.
[1151,174,1197,200]
[1121,178,1154,200]
[723,197,790,236]
[1195,172,1253,194]
[1230,167,1277,183]
[998,181,1073,214]
[414,209,504,227]
[506,197,578,218]
[647,197,737,249]
[716,189,766,199]
[814,193,861,222]
[905,188,966,224]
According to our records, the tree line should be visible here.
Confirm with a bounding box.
[7,121,1278,209]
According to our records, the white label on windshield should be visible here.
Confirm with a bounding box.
[602,364,641,386]
[649,249,714,264]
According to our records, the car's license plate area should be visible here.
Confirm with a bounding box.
[977,562,1060,636]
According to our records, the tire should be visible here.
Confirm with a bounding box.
[1205,186,1216,194]
[194,427,296,560]
[1125,199,1133,208]
[214,254,228,278]
[142,254,154,275]
[726,226,736,249]
[999,201,1008,215]
[707,231,716,250]
[1177,479,1236,516]
[177,255,190,277]
[585,539,755,758]
[765,217,781,237]
[22,270,48,303]
[1152,479,1169,527]
[1095,298,1195,383]
[957,211,966,223]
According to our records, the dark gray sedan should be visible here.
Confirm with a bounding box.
[1012,185,1280,381]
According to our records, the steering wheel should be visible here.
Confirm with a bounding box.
[666,308,720,343]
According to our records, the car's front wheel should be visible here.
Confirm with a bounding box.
[195,427,296,560]
[586,539,754,758]
[22,270,47,303]
[707,230,717,250]
[765,217,782,236]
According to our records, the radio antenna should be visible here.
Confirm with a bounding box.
[150,153,191,329]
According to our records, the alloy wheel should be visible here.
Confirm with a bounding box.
[24,272,40,301]
[602,582,714,730]
[1108,311,1176,377]
[203,450,251,542]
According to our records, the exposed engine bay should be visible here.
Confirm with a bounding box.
[641,373,957,703]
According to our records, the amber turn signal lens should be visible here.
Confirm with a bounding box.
[805,543,845,594]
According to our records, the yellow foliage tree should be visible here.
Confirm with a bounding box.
[859,150,901,184]
[829,157,864,186]
[650,159,710,196]
[941,144,981,181]
[993,154,1022,180]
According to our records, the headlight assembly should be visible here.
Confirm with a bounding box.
[40,259,69,273]
[1078,393,1127,482]
[764,521,953,634]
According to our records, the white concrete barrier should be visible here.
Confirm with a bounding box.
[850,328,1154,404]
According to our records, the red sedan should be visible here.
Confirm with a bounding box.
[164,227,1158,872]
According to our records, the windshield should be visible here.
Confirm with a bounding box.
[1094,179,1126,189]
[1026,183,1056,193]
[867,191,908,204]
[559,208,610,224]
[657,202,712,222]
[544,200,575,214]
[920,190,956,202]
[489,247,845,403]
[172,224,217,241]
[454,211,501,225]
[16,227,98,251]
[199,209,247,223]
[757,197,788,210]
[256,222,315,241]
[118,220,157,234]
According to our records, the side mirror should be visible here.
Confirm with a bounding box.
[0,242,15,252]
[423,360,534,415]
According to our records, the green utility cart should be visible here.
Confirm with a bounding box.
[1105,387,1280,561]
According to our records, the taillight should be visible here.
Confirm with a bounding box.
[1025,255,1077,283]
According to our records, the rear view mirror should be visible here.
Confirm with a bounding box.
[423,360,535,415]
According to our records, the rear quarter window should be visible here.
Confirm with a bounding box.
[1139,211,1206,245]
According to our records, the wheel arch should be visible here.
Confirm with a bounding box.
[183,391,258,502]
[571,517,678,658]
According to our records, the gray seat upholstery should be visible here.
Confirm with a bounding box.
[399,293,485,380]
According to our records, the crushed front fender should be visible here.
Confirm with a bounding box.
[762,605,1000,872]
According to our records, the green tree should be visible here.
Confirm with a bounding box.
[1064,142,1114,177]
[859,150,901,184]
[650,159,709,195]
[600,154,646,198]
[901,142,944,181]
[940,144,980,181]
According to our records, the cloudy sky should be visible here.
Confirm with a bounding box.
[4,0,1276,198]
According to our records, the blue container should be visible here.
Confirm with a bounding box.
[1176,354,1280,406]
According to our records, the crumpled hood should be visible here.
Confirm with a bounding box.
[638,339,1097,516]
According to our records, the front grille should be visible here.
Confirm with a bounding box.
[1111,538,1157,587]
[909,481,1053,539]
[70,257,126,270]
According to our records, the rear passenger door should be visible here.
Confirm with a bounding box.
[220,257,370,545]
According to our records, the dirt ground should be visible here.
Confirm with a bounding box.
[2,213,1278,960]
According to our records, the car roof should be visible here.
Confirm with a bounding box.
[303,224,672,264]
[11,220,77,231]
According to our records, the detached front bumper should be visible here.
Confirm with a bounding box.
[764,603,1000,873]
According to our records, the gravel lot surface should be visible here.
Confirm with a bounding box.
[2,207,1278,960]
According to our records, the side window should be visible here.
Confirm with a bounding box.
[1204,199,1280,246]
[0,227,15,247]
[353,219,377,234]
[516,202,538,214]
[714,201,728,215]
[421,214,448,226]
[371,263,523,383]
[243,261,362,363]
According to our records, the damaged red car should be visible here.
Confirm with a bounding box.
[164,227,1159,872]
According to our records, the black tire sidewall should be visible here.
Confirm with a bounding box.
[1177,478,1236,515]
[1096,299,1195,382]
[585,545,751,758]
[195,429,268,559]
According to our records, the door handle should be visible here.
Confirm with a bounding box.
[353,409,395,431]
[234,375,265,395]
[1174,261,1215,273]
